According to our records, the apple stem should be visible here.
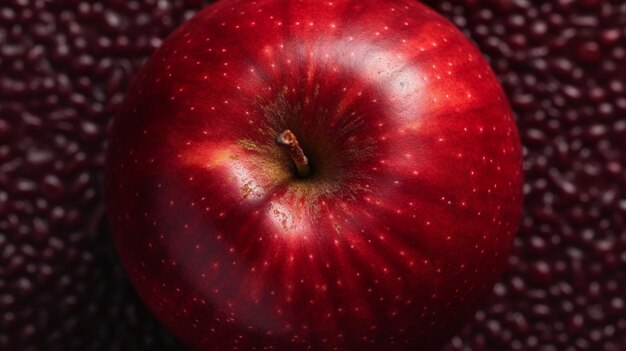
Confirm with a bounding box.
[275,129,311,178]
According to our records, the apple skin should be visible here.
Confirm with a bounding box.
[104,0,524,350]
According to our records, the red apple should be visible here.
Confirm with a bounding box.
[105,0,524,350]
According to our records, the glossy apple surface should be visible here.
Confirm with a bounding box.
[105,0,524,350]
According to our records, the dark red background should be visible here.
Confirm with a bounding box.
[1,0,624,350]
